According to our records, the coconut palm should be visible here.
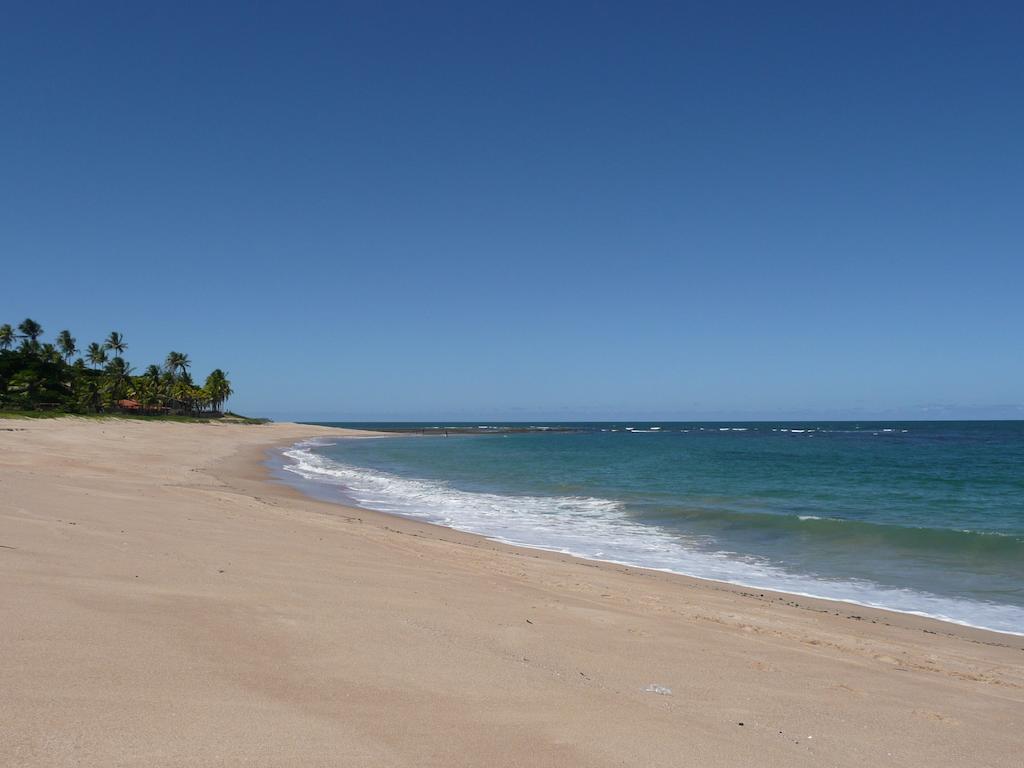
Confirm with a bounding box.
[0,324,13,351]
[203,369,233,413]
[41,343,62,364]
[171,377,199,414]
[132,375,159,413]
[103,356,134,403]
[164,351,191,379]
[194,385,212,414]
[56,330,77,362]
[104,331,127,356]
[143,364,163,390]
[86,342,108,369]
[5,369,44,407]
[159,368,175,391]
[17,318,43,343]
[140,365,165,410]
[76,377,103,413]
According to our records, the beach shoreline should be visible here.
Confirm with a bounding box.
[2,417,1022,767]
[269,431,1024,643]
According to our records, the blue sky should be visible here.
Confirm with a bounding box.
[2,2,1022,420]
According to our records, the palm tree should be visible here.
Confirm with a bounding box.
[194,385,212,414]
[86,342,108,369]
[131,375,158,413]
[164,351,191,379]
[103,356,134,403]
[6,369,44,407]
[143,364,163,391]
[104,331,127,356]
[41,343,62,364]
[17,318,43,343]
[159,369,176,396]
[172,377,198,415]
[141,365,165,410]
[203,369,233,413]
[77,377,103,413]
[56,330,77,362]
[0,324,13,351]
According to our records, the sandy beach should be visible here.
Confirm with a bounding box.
[1,418,1021,767]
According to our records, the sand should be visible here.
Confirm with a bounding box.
[1,417,1021,767]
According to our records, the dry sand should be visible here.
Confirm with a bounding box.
[1,417,1021,767]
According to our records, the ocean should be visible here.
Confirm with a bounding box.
[274,421,1024,635]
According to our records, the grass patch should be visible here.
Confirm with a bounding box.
[0,410,69,419]
[221,411,271,424]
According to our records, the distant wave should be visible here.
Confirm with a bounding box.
[641,505,1024,558]
[281,441,1024,636]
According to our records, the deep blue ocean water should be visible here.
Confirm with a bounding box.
[277,421,1024,635]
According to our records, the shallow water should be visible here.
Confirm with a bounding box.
[277,421,1024,635]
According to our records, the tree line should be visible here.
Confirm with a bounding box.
[0,318,233,415]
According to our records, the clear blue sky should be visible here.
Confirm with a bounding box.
[3,2,1022,420]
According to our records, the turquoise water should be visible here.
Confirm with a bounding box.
[278,421,1024,635]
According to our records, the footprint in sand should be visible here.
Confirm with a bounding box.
[913,709,960,725]
[832,683,865,696]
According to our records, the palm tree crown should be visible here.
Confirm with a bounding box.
[18,318,43,342]
[104,331,127,356]
[204,369,233,413]
[56,330,77,362]
[103,356,134,401]
[0,324,13,351]
[86,342,108,369]
[164,351,191,379]
[41,343,62,364]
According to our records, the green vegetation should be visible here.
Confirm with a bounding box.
[0,317,240,418]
